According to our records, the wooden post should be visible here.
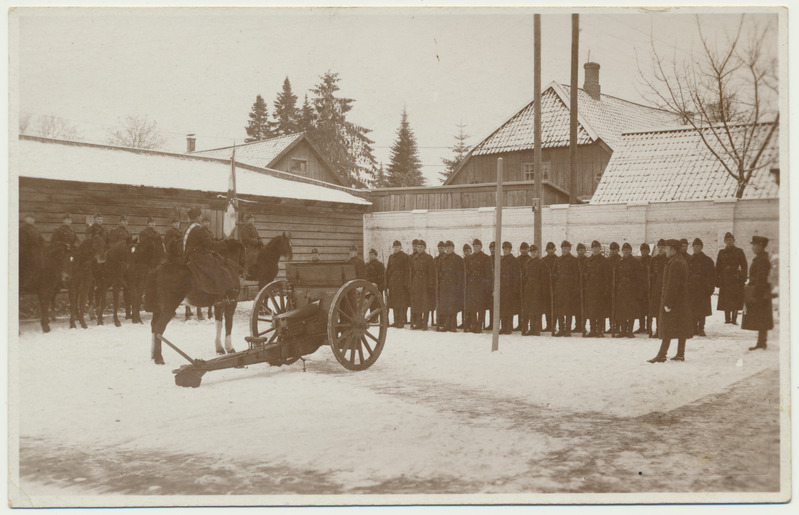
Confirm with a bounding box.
[534,13,543,251]
[569,13,579,205]
[492,157,503,352]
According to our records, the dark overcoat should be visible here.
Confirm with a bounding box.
[499,254,521,317]
[540,253,557,313]
[614,255,643,321]
[688,251,716,318]
[184,223,236,295]
[86,223,108,244]
[349,256,367,279]
[410,252,436,312]
[649,253,667,317]
[238,223,262,271]
[108,226,131,247]
[51,224,77,250]
[552,253,580,317]
[583,253,610,319]
[19,222,45,291]
[465,250,492,312]
[386,251,411,309]
[522,257,547,317]
[659,253,693,340]
[637,255,652,318]
[365,259,386,293]
[438,253,465,316]
[741,251,774,331]
[716,245,747,311]
[518,253,532,310]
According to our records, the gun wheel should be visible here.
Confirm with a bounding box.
[251,280,292,346]
[328,279,387,371]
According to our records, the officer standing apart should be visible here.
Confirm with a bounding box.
[687,238,716,336]
[648,239,693,363]
[386,240,411,328]
[716,232,747,325]
[742,236,773,351]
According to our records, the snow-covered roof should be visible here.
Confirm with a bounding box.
[190,133,304,167]
[590,123,779,204]
[16,137,371,206]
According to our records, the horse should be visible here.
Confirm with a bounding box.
[126,235,165,324]
[92,240,135,327]
[68,235,107,329]
[19,240,71,333]
[145,236,288,365]
[212,239,246,355]
[252,232,294,290]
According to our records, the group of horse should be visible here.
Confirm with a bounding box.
[20,229,294,365]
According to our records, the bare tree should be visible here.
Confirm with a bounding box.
[638,14,778,198]
[28,114,82,140]
[106,115,166,150]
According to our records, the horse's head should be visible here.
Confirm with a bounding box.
[46,241,72,283]
[279,231,293,261]
[91,235,107,264]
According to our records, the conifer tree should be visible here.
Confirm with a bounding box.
[271,77,299,136]
[244,94,271,142]
[297,94,316,133]
[440,122,470,182]
[386,107,424,187]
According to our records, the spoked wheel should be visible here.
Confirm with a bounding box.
[327,279,387,371]
[250,280,299,366]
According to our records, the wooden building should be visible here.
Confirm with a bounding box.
[190,132,345,186]
[444,63,681,202]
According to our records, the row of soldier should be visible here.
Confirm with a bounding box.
[362,233,754,341]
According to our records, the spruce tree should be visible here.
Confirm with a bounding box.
[297,94,316,133]
[271,77,299,136]
[386,107,424,187]
[244,94,271,142]
[440,122,470,182]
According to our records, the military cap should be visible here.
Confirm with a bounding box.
[561,240,571,248]
[750,235,769,247]
[246,213,255,220]
[502,241,512,249]
[519,242,529,251]
[445,240,454,248]
[640,242,650,251]
[437,241,445,248]
[147,216,155,224]
[609,242,619,250]
[119,214,128,221]
[463,243,472,251]
[311,248,319,254]
[349,245,358,252]
[591,240,601,248]
[657,238,666,247]
[187,208,202,220]
[62,213,72,221]
[170,217,180,224]
[576,242,586,251]
[692,238,703,246]
[392,240,402,247]
[664,239,681,250]
[489,241,496,248]
[680,238,689,245]
[472,238,482,246]
[369,248,378,255]
[419,240,427,248]
[94,212,103,218]
[546,241,556,250]
[412,239,420,246]
[529,244,539,252]
[724,232,735,240]
[622,242,632,251]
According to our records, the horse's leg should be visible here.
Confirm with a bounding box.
[94,281,105,325]
[208,306,213,318]
[184,305,192,321]
[214,305,225,355]
[132,275,143,324]
[197,304,205,321]
[38,287,51,333]
[112,283,122,327]
[67,281,77,329]
[151,310,165,365]
[225,301,236,353]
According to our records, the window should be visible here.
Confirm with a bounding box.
[290,159,308,174]
[594,170,604,184]
[522,161,550,181]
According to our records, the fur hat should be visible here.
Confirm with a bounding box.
[640,242,650,251]
[622,242,632,251]
[665,239,681,250]
[519,242,529,251]
[187,208,202,220]
[750,235,769,247]
[692,238,703,246]
[576,242,586,251]
[591,240,601,248]
[502,241,512,249]
[724,232,735,241]
[392,240,402,247]
[546,242,556,250]
[472,239,482,247]
[609,242,619,250]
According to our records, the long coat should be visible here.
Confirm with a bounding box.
[614,255,644,321]
[522,257,547,317]
[518,253,532,313]
[499,254,521,317]
[51,224,77,250]
[349,256,367,279]
[465,250,492,312]
[688,251,716,318]
[659,253,693,340]
[637,255,652,318]
[386,251,411,309]
[716,245,747,311]
[108,226,131,247]
[552,253,581,317]
[649,253,667,317]
[410,252,436,312]
[365,259,386,293]
[741,251,774,331]
[583,253,610,319]
[239,223,262,271]
[540,253,557,315]
[86,223,108,244]
[438,253,465,316]
[184,223,236,295]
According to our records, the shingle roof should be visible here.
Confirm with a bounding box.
[191,133,305,168]
[471,82,679,156]
[590,123,779,204]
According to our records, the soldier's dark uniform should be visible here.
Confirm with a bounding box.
[50,215,78,251]
[410,241,436,329]
[716,232,747,324]
[386,241,411,327]
[613,243,644,337]
[498,242,521,334]
[516,242,532,332]
[649,240,668,338]
[437,242,464,332]
[163,219,183,263]
[649,239,693,363]
[465,240,492,333]
[432,242,446,328]
[636,243,652,334]
[552,241,580,337]
[365,250,386,293]
[86,216,108,245]
[138,218,164,267]
[741,236,773,350]
[574,242,588,334]
[607,242,622,333]
[541,242,557,332]
[348,246,367,280]
[19,217,45,292]
[485,242,497,330]
[184,209,236,296]
[584,241,610,337]
[108,216,131,247]
[688,238,716,336]
[461,244,473,330]
[522,245,546,335]
[239,218,262,280]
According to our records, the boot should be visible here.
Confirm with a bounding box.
[542,314,551,332]
[648,338,671,363]
[634,318,647,334]
[695,318,706,337]
[731,311,739,325]
[671,338,686,361]
[724,311,731,324]
[626,321,635,338]
[612,321,624,338]
[749,330,767,350]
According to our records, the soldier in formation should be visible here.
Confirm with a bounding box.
[410,240,436,330]
[348,245,367,279]
[464,239,491,333]
[583,240,610,337]
[365,248,385,294]
[613,242,644,338]
[636,243,652,334]
[716,232,747,325]
[108,214,132,247]
[437,241,464,332]
[239,213,262,280]
[552,241,580,337]
[498,241,520,334]
[386,240,411,328]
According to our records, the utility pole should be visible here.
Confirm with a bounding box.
[533,13,543,251]
[569,13,579,205]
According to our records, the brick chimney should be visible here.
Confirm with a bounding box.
[186,134,196,153]
[583,62,601,100]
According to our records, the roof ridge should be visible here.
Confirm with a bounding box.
[192,132,305,154]
[621,120,776,137]
[559,83,672,114]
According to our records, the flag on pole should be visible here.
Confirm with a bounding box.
[223,144,238,238]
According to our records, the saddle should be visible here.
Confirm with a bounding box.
[186,250,239,300]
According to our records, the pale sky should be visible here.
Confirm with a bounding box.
[11,6,780,185]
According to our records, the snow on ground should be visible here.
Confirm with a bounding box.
[13,308,780,497]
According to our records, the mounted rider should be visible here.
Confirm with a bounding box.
[238,213,262,280]
[183,207,238,299]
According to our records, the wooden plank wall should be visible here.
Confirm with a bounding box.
[272,140,342,186]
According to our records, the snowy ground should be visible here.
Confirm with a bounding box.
[11,307,783,505]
